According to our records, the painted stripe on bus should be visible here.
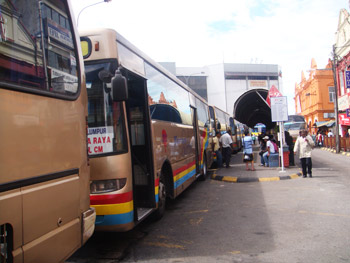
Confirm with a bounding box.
[95,212,134,226]
[92,201,133,215]
[173,162,196,189]
[90,191,133,206]
[155,178,159,203]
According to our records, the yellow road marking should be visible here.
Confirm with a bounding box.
[224,176,238,182]
[298,210,350,218]
[290,174,300,179]
[229,251,241,255]
[185,209,209,214]
[144,241,185,250]
[259,177,280,182]
[190,217,203,226]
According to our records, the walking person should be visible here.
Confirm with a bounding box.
[294,129,315,178]
[220,130,233,168]
[212,131,223,168]
[259,138,267,166]
[242,130,255,171]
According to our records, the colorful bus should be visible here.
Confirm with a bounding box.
[0,0,96,262]
[80,28,213,231]
[230,117,243,153]
[209,105,230,134]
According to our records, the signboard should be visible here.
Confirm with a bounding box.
[338,94,350,111]
[266,85,283,106]
[346,71,350,89]
[88,126,114,155]
[46,18,74,48]
[51,68,78,93]
[271,96,288,122]
[339,113,350,125]
[249,80,267,88]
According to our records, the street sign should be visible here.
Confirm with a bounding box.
[266,85,283,106]
[271,96,288,122]
[346,71,350,89]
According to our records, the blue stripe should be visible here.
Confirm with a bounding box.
[174,168,196,189]
[95,211,134,226]
[155,194,159,203]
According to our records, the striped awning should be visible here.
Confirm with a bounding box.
[317,120,335,127]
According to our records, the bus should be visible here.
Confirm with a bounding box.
[0,0,96,262]
[284,115,306,143]
[209,105,230,134]
[230,118,243,153]
[80,28,213,232]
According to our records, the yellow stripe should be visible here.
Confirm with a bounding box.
[259,177,280,182]
[155,186,159,195]
[290,174,300,179]
[174,164,196,182]
[224,176,238,182]
[92,201,133,215]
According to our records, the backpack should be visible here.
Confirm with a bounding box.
[271,141,278,152]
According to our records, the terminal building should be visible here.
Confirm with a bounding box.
[160,62,282,128]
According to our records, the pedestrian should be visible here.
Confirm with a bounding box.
[219,130,233,168]
[285,131,295,166]
[346,131,350,138]
[242,130,255,171]
[252,134,256,145]
[259,138,267,166]
[328,130,334,137]
[262,136,276,167]
[294,129,315,178]
[212,131,222,168]
[317,132,323,147]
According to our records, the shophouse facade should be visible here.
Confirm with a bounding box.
[294,59,336,134]
[334,8,350,137]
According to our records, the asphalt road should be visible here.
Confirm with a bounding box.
[68,148,350,263]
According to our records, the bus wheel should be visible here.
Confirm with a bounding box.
[198,155,207,181]
[153,172,167,220]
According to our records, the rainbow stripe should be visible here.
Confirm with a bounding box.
[155,178,159,203]
[91,191,134,226]
[173,161,196,189]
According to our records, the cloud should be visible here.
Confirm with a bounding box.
[73,0,347,114]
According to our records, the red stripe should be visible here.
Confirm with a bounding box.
[155,178,159,187]
[173,160,196,176]
[90,191,133,205]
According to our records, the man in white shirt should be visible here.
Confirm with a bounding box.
[262,136,275,167]
[328,130,334,137]
[219,130,233,168]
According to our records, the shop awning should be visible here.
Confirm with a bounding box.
[315,121,327,127]
[317,120,335,127]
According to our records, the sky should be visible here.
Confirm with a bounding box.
[72,0,349,115]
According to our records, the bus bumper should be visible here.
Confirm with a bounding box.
[82,207,96,244]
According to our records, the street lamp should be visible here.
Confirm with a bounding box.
[331,44,341,154]
[77,0,111,27]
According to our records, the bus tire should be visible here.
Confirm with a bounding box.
[153,171,167,220]
[198,154,207,181]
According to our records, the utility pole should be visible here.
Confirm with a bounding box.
[331,44,340,153]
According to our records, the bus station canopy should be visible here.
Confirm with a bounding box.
[233,89,276,130]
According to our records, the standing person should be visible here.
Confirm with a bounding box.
[317,132,323,147]
[220,130,233,168]
[242,130,255,171]
[285,131,295,166]
[212,131,222,168]
[262,136,276,167]
[328,130,334,137]
[294,129,315,178]
[252,134,256,145]
[259,138,267,166]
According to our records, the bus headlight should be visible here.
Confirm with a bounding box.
[90,179,126,194]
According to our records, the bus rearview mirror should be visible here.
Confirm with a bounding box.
[111,70,128,101]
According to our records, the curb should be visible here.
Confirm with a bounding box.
[321,147,350,157]
[211,171,302,183]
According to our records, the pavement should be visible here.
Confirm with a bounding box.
[210,146,302,183]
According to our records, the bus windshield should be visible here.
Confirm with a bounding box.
[85,62,128,156]
[284,122,306,131]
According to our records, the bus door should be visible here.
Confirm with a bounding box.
[125,72,155,221]
[191,106,201,176]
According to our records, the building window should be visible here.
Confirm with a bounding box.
[328,86,335,102]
